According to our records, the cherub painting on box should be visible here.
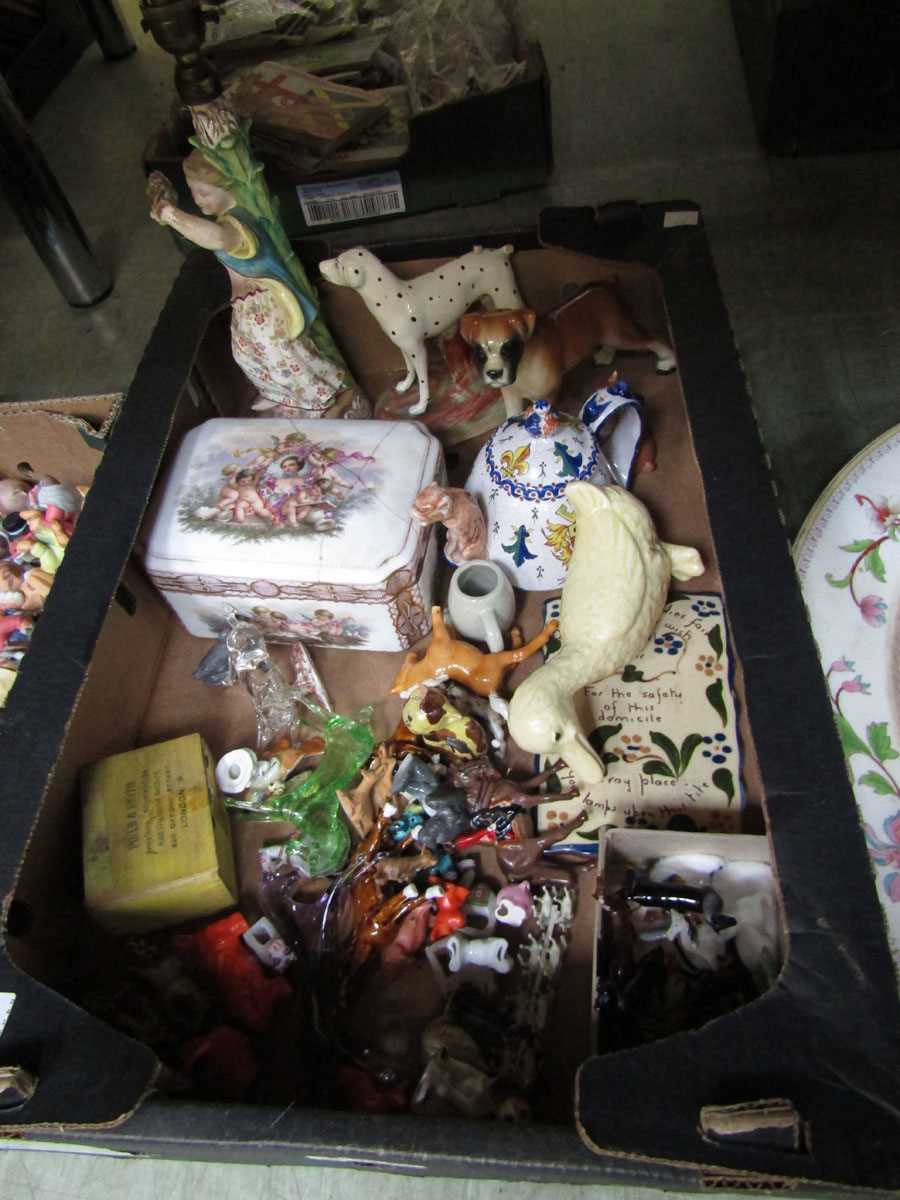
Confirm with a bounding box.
[177,427,378,542]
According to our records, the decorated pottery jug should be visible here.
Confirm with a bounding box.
[464,389,645,590]
[464,400,608,590]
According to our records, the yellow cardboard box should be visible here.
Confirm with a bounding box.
[82,733,238,934]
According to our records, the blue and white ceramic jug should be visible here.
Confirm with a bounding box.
[465,383,644,590]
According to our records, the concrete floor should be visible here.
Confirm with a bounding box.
[1,1,897,1196]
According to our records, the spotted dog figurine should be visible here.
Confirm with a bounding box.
[318,245,523,415]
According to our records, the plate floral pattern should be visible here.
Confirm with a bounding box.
[793,423,900,979]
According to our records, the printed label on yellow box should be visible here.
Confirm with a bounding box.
[82,733,237,933]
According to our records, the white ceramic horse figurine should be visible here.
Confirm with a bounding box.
[507,482,704,786]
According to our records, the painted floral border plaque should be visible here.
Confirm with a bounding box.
[793,423,900,981]
[536,591,744,848]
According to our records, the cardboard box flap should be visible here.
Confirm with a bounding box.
[0,967,159,1134]
[0,395,120,486]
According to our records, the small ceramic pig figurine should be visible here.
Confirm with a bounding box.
[318,245,523,415]
[411,482,487,565]
[508,483,704,787]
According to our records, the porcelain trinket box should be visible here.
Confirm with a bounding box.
[141,418,443,651]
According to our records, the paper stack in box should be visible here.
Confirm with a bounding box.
[226,60,390,168]
[82,734,238,934]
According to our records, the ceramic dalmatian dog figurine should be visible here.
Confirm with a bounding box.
[318,245,523,416]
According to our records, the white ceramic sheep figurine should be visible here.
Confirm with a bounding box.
[507,482,704,787]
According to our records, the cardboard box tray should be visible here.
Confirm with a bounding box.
[0,207,898,1192]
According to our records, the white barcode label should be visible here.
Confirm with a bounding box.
[663,208,700,227]
[0,992,14,1037]
[296,172,406,227]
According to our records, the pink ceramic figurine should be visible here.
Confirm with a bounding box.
[411,482,487,564]
[0,476,83,535]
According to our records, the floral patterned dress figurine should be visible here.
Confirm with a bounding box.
[148,150,368,420]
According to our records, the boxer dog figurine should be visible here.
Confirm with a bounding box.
[459,284,676,418]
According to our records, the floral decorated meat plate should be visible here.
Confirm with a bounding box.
[794,423,900,984]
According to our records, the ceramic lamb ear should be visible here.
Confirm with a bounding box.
[663,541,704,581]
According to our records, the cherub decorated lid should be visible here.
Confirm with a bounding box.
[142,418,442,586]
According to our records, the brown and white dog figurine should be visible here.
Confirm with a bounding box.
[459,284,676,418]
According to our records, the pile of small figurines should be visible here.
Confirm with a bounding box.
[84,614,589,1116]
[0,473,85,707]
[596,853,779,1052]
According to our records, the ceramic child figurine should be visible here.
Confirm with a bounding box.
[4,510,69,574]
[507,483,704,787]
[411,482,487,565]
[392,606,558,700]
[148,155,367,420]
[0,563,53,614]
[459,284,676,419]
[0,475,83,532]
[318,244,523,415]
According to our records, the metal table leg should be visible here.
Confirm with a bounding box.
[76,0,136,60]
[0,74,112,308]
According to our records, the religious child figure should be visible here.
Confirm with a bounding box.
[147,151,368,421]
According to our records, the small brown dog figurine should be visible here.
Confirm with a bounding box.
[496,811,590,886]
[451,758,578,813]
[460,284,676,418]
[411,482,487,564]
[391,607,558,699]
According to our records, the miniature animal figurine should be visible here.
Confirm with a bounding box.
[318,244,523,415]
[445,933,512,975]
[380,902,433,970]
[215,747,286,811]
[392,607,558,699]
[411,482,487,565]
[459,284,676,419]
[450,757,577,813]
[416,790,472,851]
[414,1019,496,1117]
[374,849,438,886]
[337,746,397,839]
[507,483,703,787]
[401,685,488,760]
[494,882,534,927]
[430,883,470,941]
[173,912,292,1034]
[352,890,429,970]
[496,812,590,887]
